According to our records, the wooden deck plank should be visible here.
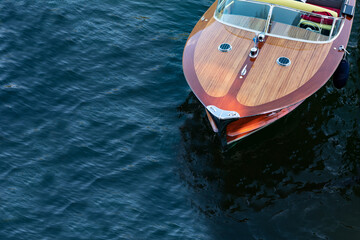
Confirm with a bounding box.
[194,19,254,97]
[236,37,332,106]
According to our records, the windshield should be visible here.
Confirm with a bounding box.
[215,0,270,32]
[215,0,343,42]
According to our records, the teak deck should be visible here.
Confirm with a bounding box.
[183,0,355,118]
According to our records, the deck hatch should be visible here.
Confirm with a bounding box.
[277,57,291,67]
[218,43,232,52]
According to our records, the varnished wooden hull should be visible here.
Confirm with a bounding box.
[183,0,355,146]
[207,101,303,145]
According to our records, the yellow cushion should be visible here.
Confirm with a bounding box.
[254,0,338,17]
[299,18,332,30]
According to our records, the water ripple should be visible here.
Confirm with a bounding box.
[0,0,360,239]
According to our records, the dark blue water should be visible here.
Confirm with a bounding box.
[0,0,360,239]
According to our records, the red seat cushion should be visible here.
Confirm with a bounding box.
[301,5,340,25]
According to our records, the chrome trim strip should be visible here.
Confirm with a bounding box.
[264,4,273,33]
[329,16,336,40]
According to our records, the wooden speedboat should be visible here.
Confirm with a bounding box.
[183,0,355,147]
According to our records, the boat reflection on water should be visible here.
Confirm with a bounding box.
[177,92,360,225]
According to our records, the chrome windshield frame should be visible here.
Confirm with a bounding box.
[214,0,345,43]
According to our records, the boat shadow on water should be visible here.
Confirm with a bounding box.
[177,91,360,223]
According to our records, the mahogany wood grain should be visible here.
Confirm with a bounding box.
[183,0,356,118]
[227,101,303,136]
[194,19,254,97]
[237,36,332,106]
[226,100,302,143]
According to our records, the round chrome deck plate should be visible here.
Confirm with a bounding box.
[277,57,291,67]
[218,43,232,52]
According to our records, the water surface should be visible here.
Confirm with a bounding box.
[0,0,360,239]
